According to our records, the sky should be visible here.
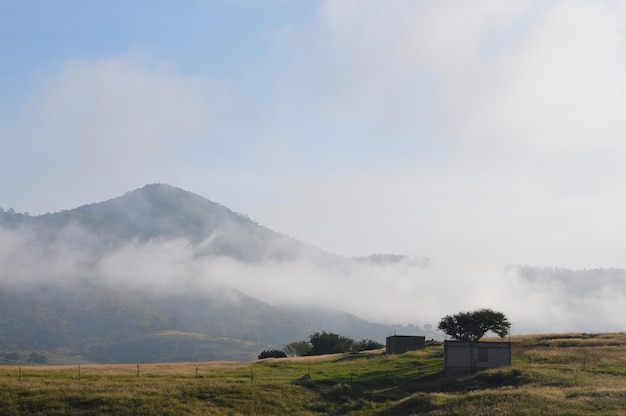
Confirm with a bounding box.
[3,0,626,269]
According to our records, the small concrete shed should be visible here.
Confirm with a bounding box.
[385,335,426,354]
[443,340,511,376]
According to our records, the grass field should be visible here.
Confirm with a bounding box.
[2,333,626,415]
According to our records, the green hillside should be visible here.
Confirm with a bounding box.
[0,183,319,261]
[0,281,313,364]
[2,333,626,415]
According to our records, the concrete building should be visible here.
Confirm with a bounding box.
[443,341,511,376]
[385,335,426,354]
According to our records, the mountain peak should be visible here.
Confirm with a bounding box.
[5,183,315,262]
[131,183,196,199]
[72,183,258,244]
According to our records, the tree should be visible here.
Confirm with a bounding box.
[283,332,369,357]
[353,339,384,352]
[437,308,510,342]
[308,331,354,355]
[258,349,287,359]
[283,340,312,357]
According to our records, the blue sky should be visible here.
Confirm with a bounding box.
[3,0,626,268]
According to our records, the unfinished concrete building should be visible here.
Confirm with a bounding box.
[385,335,426,354]
[443,340,511,376]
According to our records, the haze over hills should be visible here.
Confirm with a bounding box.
[0,184,431,363]
[2,184,626,364]
[0,184,322,261]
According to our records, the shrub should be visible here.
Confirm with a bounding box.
[309,332,354,355]
[258,349,288,359]
[353,339,384,352]
[283,341,312,357]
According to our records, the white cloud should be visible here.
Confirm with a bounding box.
[11,56,236,212]
[4,0,626,284]
[3,220,626,334]
[5,0,626,344]
[249,0,626,268]
[318,0,626,150]
[317,0,527,128]
[459,1,626,154]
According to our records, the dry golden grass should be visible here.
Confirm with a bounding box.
[0,363,247,385]
[284,354,354,363]
[3,333,626,415]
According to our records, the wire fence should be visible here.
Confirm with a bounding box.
[0,361,443,386]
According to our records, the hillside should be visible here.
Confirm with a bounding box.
[2,333,626,415]
[4,184,625,363]
[0,184,319,261]
[0,184,430,363]
[0,281,315,363]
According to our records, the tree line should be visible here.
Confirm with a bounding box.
[258,331,384,359]
[259,308,511,359]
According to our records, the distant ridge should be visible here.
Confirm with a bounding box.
[1,183,326,262]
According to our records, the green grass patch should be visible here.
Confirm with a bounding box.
[2,333,626,414]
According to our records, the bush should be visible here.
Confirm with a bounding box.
[353,339,384,352]
[258,349,288,359]
[284,341,312,357]
[309,332,354,355]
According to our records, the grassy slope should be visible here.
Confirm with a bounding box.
[2,333,626,415]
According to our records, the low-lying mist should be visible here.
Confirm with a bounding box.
[2,222,625,336]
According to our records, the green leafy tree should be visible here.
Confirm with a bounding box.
[438,308,510,342]
[283,340,311,357]
[353,339,384,352]
[308,331,354,355]
[257,349,287,359]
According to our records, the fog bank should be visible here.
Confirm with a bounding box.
[2,223,624,335]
